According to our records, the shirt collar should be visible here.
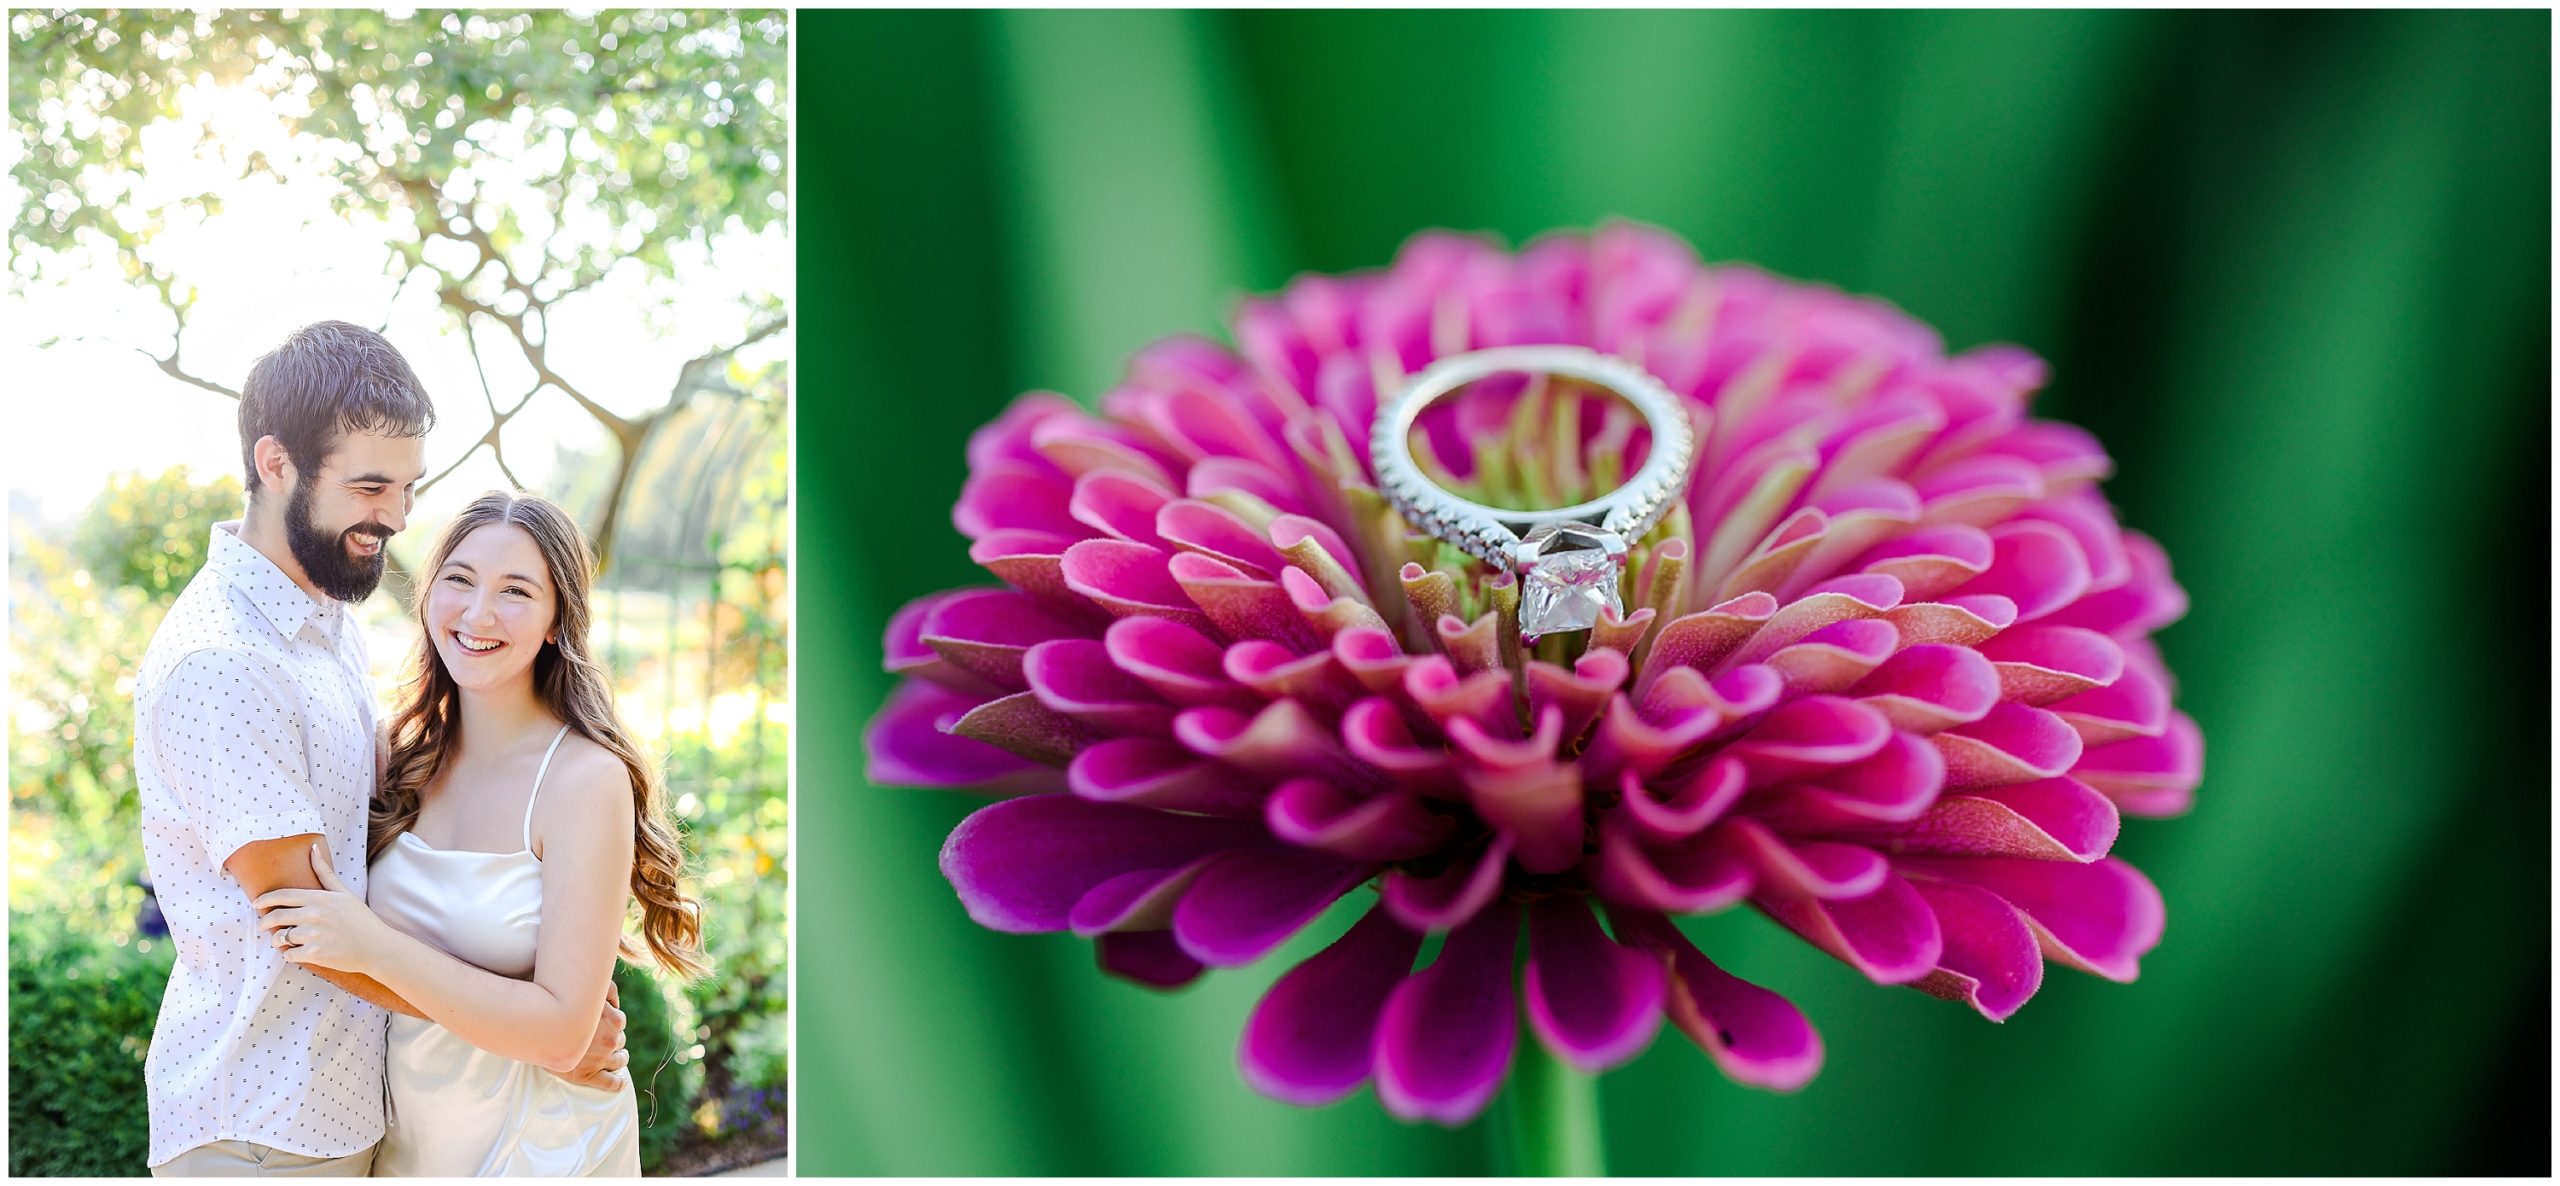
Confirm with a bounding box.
[207,521,343,644]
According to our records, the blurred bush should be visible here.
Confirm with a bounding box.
[6,923,172,1175]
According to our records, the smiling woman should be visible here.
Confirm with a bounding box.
[7,9,789,1177]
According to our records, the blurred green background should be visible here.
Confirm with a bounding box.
[798,9,2548,1175]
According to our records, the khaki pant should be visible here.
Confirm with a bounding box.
[152,1140,377,1177]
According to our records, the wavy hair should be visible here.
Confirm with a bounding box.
[371,490,708,980]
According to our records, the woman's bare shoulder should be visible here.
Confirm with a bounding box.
[539,731,638,828]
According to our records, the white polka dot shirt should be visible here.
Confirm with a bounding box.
[135,522,387,1167]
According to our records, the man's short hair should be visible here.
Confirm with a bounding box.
[238,321,436,498]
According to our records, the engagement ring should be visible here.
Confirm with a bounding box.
[1371,345,1696,645]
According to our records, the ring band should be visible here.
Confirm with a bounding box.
[1371,345,1697,643]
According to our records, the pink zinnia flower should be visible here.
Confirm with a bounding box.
[868,223,2200,1124]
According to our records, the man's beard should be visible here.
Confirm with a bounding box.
[284,476,392,603]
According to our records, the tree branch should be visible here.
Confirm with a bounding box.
[415,314,541,499]
[670,315,786,408]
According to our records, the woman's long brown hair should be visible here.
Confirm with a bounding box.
[371,490,709,980]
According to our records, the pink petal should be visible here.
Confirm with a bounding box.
[968,391,1082,472]
[1618,758,1748,843]
[1068,469,1175,546]
[2073,711,2205,817]
[2010,493,2129,591]
[1591,666,1783,780]
[2042,531,2188,637]
[1069,857,1219,935]
[1856,523,1995,600]
[1640,592,1777,684]
[1173,701,1366,787]
[1610,907,1823,1091]
[1763,618,1900,695]
[1524,648,1629,743]
[1883,594,2017,647]
[954,463,1084,540]
[1897,856,2164,982]
[1240,903,1425,1105]
[1978,625,2125,706]
[1068,736,1265,816]
[1168,551,1320,652]
[1189,456,1311,518]
[1851,643,2000,734]
[1280,564,1390,641]
[2050,662,2172,745]
[1223,640,1361,710]
[1952,520,2092,623]
[1158,498,1288,576]
[1060,539,1216,634]
[1866,776,2119,862]
[1912,453,2046,527]
[1339,697,1460,798]
[1935,702,2084,789]
[1755,872,1943,984]
[1589,822,1753,915]
[1024,638,1176,735]
[1174,848,1379,968]
[1715,818,1890,900]
[883,589,1002,694]
[1030,416,1181,490]
[920,588,1094,693]
[1403,656,1516,739]
[1728,696,1894,784]
[1525,897,1666,1072]
[940,794,1267,932]
[1266,778,1455,862]
[1269,514,1365,592]
[1382,834,1514,932]
[1332,628,1421,698]
[970,529,1086,609]
[1459,754,1584,875]
[1728,574,1905,668]
[1102,617,1259,709]
[1908,879,2044,1021]
[948,690,1108,768]
[865,680,1060,792]
[1096,930,1206,990]
[1373,899,1521,1126]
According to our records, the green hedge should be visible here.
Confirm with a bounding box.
[8,926,167,1175]
[6,927,685,1176]
[617,960,696,1168]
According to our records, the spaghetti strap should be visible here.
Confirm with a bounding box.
[522,725,572,854]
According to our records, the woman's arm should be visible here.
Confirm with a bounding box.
[257,743,638,1073]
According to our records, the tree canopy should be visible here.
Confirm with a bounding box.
[9,9,788,564]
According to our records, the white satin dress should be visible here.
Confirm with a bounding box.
[369,727,642,1177]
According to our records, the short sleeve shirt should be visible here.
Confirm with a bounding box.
[135,521,387,1166]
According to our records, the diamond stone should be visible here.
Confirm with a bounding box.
[1518,529,1626,642]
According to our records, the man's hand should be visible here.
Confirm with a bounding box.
[551,980,630,1091]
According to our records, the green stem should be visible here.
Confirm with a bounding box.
[1494,1032,1605,1176]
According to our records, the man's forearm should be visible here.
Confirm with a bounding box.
[308,963,426,1019]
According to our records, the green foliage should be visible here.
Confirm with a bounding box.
[70,469,242,600]
[8,468,235,934]
[7,924,171,1176]
[671,722,789,1146]
[10,9,786,301]
[615,959,692,1170]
